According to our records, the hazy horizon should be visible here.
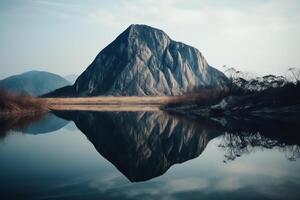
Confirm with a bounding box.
[1,0,299,79]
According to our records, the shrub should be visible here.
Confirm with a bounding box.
[166,86,228,108]
[0,89,47,114]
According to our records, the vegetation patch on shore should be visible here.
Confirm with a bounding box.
[0,89,48,116]
[162,71,300,117]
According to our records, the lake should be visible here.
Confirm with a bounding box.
[0,110,300,200]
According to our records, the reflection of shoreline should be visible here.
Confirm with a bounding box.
[169,111,300,141]
[0,113,69,138]
[1,108,299,182]
[0,113,45,138]
[170,113,300,162]
[218,132,300,162]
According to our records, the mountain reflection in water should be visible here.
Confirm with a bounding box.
[50,110,300,182]
[0,110,299,183]
[1,110,300,200]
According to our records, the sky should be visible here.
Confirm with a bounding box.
[0,0,299,79]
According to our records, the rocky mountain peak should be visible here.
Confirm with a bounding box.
[48,24,228,97]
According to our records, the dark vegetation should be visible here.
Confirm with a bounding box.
[0,89,47,114]
[164,85,228,108]
[163,67,300,116]
[221,82,300,111]
[166,103,300,162]
[0,89,48,137]
[219,131,300,162]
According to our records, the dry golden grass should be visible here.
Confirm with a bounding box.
[0,87,226,113]
[41,91,227,111]
[42,96,177,105]
[42,96,181,111]
[0,89,48,115]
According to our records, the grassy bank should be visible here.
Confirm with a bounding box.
[42,96,180,111]
[0,89,48,116]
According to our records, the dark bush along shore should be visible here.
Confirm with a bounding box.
[162,82,300,118]
[0,89,48,116]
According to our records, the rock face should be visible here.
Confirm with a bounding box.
[49,24,227,97]
[0,71,71,96]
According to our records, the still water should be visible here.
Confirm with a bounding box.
[0,111,300,200]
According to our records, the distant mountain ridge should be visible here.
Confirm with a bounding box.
[46,24,228,97]
[0,70,71,96]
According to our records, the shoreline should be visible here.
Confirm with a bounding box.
[1,96,178,114]
[40,96,179,112]
[42,96,180,105]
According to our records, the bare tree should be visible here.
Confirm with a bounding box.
[287,67,300,83]
[222,65,241,92]
[223,65,252,80]
[218,131,300,163]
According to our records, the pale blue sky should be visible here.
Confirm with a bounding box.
[0,0,299,79]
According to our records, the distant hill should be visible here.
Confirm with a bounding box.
[0,70,71,96]
[64,74,78,84]
[46,24,228,97]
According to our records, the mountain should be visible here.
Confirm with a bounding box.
[46,24,227,97]
[64,74,78,84]
[0,70,71,96]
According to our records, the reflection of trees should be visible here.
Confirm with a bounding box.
[280,145,300,161]
[287,67,300,84]
[0,113,45,139]
[218,132,300,162]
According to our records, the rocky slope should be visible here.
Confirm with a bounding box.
[0,71,71,96]
[47,24,227,97]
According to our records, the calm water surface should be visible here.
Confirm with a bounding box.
[0,111,300,200]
